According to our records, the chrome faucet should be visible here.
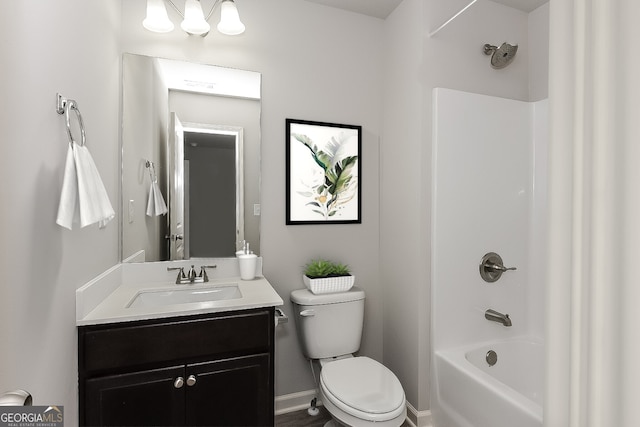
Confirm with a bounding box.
[485,309,512,327]
[187,265,198,282]
[167,265,217,284]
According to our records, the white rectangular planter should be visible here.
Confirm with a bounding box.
[303,274,355,294]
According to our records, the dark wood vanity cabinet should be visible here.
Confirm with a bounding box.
[78,307,275,427]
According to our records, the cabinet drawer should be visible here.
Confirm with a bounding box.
[80,309,272,373]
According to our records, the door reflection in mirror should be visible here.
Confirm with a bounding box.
[120,54,261,263]
[182,124,244,258]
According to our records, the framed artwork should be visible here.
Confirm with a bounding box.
[286,118,362,225]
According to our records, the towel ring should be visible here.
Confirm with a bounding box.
[56,93,86,146]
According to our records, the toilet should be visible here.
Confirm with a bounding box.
[291,287,406,427]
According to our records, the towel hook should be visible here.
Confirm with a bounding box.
[56,93,86,146]
[145,160,158,183]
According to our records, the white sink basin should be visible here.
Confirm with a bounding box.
[127,284,242,309]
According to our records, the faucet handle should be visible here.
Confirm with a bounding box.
[167,266,186,284]
[483,262,516,272]
[199,265,217,282]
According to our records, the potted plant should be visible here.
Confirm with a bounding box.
[303,259,355,294]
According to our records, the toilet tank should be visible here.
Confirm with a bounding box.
[290,287,365,359]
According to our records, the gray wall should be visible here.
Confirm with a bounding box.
[529,3,550,101]
[381,0,429,411]
[0,2,121,425]
[122,55,170,261]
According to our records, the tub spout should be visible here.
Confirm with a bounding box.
[485,309,512,327]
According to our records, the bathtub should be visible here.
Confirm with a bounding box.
[433,338,543,427]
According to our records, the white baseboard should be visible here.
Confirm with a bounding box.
[275,389,322,415]
[406,401,432,427]
[275,389,432,427]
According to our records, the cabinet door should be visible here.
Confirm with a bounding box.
[185,354,272,427]
[84,365,185,426]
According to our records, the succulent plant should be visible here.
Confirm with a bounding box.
[331,263,351,276]
[304,259,351,278]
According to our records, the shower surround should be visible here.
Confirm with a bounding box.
[431,88,548,427]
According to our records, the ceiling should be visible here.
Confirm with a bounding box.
[302,0,403,19]
[491,0,548,13]
[302,0,548,19]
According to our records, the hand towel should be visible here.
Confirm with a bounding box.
[146,179,168,217]
[56,142,115,229]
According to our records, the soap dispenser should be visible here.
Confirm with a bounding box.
[237,241,257,280]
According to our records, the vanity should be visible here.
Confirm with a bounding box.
[76,259,283,427]
[87,52,277,426]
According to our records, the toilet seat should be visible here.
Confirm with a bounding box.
[320,356,405,422]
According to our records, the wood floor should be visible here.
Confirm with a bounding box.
[275,407,411,427]
[275,406,332,427]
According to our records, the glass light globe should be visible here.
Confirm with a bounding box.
[181,0,211,36]
[143,0,174,33]
[217,0,245,35]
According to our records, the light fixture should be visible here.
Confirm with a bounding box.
[142,0,245,37]
[143,0,174,33]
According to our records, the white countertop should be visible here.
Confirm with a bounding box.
[76,259,284,326]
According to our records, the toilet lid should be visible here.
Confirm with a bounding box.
[320,357,405,421]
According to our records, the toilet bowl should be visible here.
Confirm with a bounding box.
[290,287,407,427]
[319,356,406,427]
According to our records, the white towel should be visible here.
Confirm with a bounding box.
[56,142,115,229]
[146,180,168,217]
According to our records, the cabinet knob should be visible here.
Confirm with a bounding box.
[186,375,197,387]
[174,377,184,389]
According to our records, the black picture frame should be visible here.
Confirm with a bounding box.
[286,118,362,225]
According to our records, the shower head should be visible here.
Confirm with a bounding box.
[483,42,518,69]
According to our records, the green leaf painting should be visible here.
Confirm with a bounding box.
[288,121,360,222]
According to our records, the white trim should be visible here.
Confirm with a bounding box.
[274,389,322,415]
[123,249,145,263]
[275,389,432,426]
[406,401,433,427]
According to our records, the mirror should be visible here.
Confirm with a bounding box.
[121,53,261,262]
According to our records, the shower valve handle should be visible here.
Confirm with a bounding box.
[479,252,517,283]
[482,262,516,272]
